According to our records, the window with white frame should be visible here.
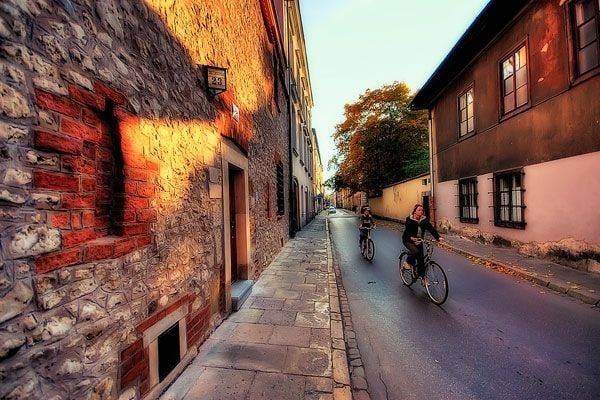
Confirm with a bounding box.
[501,44,528,114]
[458,87,474,137]
[459,178,478,223]
[494,170,526,228]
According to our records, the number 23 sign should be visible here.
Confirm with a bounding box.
[207,66,227,96]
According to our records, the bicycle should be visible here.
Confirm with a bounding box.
[398,237,448,305]
[360,227,375,261]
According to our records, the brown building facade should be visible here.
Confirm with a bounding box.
[412,0,600,249]
[0,0,290,398]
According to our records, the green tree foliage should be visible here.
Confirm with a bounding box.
[330,82,429,194]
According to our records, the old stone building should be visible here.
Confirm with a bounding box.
[0,0,290,399]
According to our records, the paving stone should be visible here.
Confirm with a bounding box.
[269,326,311,347]
[183,367,254,400]
[246,372,305,400]
[283,299,316,312]
[285,346,331,377]
[250,297,285,310]
[194,342,287,373]
[310,328,331,349]
[258,310,297,326]
[272,288,302,300]
[231,323,274,343]
[227,308,264,323]
[296,310,330,328]
[159,365,205,400]
[305,376,333,393]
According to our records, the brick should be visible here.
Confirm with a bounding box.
[85,241,114,261]
[71,212,82,229]
[136,236,151,247]
[49,212,71,228]
[62,156,96,175]
[60,118,99,143]
[122,153,147,169]
[82,210,95,227]
[114,238,136,257]
[34,170,80,192]
[120,339,143,361]
[62,228,95,247]
[122,209,136,222]
[82,142,96,160]
[123,197,148,209]
[81,177,95,192]
[123,168,151,182]
[35,130,82,155]
[35,90,81,119]
[82,108,103,128]
[69,85,105,110]
[120,360,147,390]
[116,223,148,237]
[36,248,82,274]
[136,183,155,198]
[96,187,113,203]
[62,193,95,209]
[136,209,157,222]
[94,81,126,105]
[96,146,113,161]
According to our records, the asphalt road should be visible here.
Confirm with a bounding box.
[328,210,600,400]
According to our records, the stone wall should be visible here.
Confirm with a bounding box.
[0,1,289,399]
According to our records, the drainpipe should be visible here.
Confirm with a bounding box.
[427,108,435,224]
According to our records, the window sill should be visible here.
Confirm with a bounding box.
[459,218,479,224]
[499,103,531,123]
[458,131,476,142]
[494,221,526,230]
[570,67,600,88]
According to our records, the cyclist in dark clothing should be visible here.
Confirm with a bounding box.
[402,204,443,279]
[359,206,375,247]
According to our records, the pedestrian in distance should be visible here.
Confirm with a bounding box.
[402,204,443,280]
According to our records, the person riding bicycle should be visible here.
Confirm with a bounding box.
[359,206,375,248]
[402,204,443,280]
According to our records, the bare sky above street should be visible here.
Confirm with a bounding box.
[299,0,490,180]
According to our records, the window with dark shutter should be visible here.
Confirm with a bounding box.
[276,162,285,215]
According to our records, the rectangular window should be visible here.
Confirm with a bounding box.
[501,44,528,114]
[459,178,478,223]
[494,170,526,228]
[458,87,475,137]
[276,162,285,215]
[571,0,600,76]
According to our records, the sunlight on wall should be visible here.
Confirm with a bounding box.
[120,117,221,214]
[144,0,268,114]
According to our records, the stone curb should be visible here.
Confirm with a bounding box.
[326,218,354,400]
[326,218,372,400]
[438,241,600,307]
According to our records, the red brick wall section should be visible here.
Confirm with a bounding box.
[119,294,209,396]
[33,84,157,274]
[186,303,211,348]
[119,338,150,394]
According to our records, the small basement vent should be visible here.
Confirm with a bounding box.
[158,322,181,382]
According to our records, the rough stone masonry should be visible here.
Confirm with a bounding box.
[0,1,290,399]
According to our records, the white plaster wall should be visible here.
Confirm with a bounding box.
[435,151,600,245]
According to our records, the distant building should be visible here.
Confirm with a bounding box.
[275,0,318,233]
[411,0,600,247]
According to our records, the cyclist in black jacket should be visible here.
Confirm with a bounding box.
[402,204,443,279]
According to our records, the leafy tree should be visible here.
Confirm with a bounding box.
[330,82,429,194]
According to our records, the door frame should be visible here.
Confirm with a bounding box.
[222,141,250,313]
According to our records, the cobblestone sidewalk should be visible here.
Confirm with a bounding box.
[159,214,352,400]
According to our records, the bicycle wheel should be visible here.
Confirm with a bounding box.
[399,252,416,286]
[365,239,375,261]
[424,261,448,305]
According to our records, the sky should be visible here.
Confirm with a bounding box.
[299,0,490,180]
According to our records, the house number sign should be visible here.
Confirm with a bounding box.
[206,66,227,96]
